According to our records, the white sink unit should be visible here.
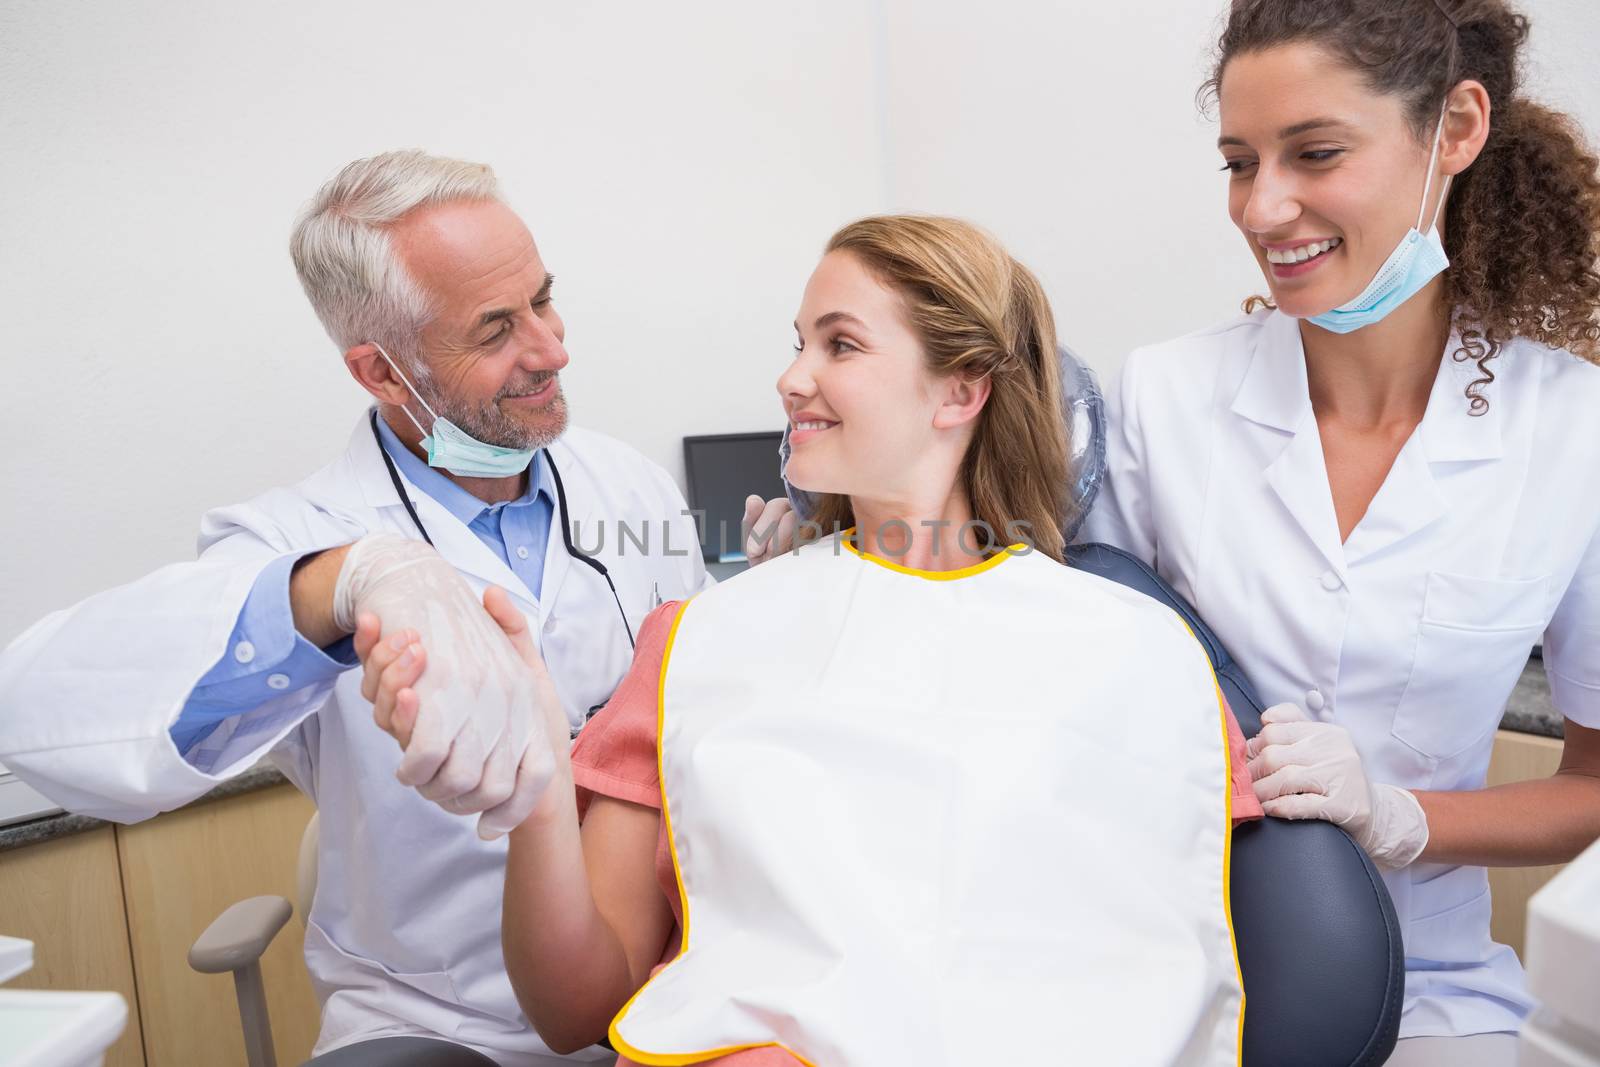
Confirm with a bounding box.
[1520,839,1600,1066]
[0,936,128,1067]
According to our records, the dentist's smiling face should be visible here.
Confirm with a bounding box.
[393,198,571,449]
[1218,44,1448,319]
[777,250,948,500]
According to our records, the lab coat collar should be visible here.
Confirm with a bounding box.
[528,437,623,630]
[336,411,644,629]
[1232,313,1502,570]
[1230,314,1345,573]
[1419,341,1505,463]
[371,414,552,528]
[1229,311,1311,434]
[1231,311,1504,461]
[341,411,539,609]
[1343,336,1502,563]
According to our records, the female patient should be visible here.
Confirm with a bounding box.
[371,216,1260,1066]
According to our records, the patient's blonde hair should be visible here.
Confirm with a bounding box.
[806,215,1070,562]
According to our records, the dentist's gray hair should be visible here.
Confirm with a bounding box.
[290,150,503,367]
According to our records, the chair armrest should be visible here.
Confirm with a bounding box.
[188,895,293,974]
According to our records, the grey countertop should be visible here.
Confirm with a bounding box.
[0,762,290,853]
[1501,656,1562,739]
[0,659,1566,853]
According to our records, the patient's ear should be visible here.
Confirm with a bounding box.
[933,373,991,431]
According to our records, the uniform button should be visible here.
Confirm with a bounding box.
[233,640,256,664]
[543,615,559,635]
[267,673,291,691]
[515,545,530,560]
[1319,571,1342,592]
[1306,688,1326,715]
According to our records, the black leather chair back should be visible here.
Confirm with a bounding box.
[1068,542,1404,1067]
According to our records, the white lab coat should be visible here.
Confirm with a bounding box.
[0,413,711,1065]
[1085,308,1600,1040]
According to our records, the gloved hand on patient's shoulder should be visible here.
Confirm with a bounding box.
[1247,702,1429,870]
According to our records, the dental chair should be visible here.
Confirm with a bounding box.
[1050,345,1401,1065]
[188,811,497,1067]
[1069,541,1405,1067]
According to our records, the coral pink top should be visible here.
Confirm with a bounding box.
[571,600,1264,1067]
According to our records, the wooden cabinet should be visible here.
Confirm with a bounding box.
[0,827,147,1067]
[1,782,320,1067]
[118,783,321,1067]
[1485,729,1568,958]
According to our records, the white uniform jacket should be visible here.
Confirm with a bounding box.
[1085,308,1600,1039]
[0,412,711,1064]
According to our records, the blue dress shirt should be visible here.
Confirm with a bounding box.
[170,416,556,753]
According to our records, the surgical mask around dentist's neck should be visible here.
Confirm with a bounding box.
[1307,105,1454,335]
[371,342,537,478]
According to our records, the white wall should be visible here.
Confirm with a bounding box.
[2,0,1596,647]
[0,1,888,644]
[877,0,1600,376]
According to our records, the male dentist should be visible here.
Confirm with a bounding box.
[0,150,786,1066]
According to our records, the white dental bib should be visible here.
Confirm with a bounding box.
[611,533,1243,1066]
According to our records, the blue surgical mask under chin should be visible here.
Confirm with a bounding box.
[1308,107,1453,335]
[371,342,537,478]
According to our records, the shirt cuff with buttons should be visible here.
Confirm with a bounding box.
[170,551,358,752]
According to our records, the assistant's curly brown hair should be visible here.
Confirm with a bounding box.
[1202,0,1600,412]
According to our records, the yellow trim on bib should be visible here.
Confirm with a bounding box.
[839,527,1028,581]
[657,600,694,955]
[1214,674,1247,1066]
[1181,623,1247,1067]
[607,597,821,1067]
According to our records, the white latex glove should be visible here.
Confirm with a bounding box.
[1247,702,1430,870]
[742,494,797,566]
[334,533,557,839]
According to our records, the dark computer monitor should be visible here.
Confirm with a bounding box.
[683,432,786,562]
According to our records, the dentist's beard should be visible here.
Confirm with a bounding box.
[417,371,569,450]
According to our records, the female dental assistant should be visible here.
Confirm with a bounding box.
[1085,1,1600,1063]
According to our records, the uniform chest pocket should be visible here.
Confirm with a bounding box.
[1391,571,1549,761]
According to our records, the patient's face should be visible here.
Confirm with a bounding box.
[1218,44,1444,319]
[779,251,946,501]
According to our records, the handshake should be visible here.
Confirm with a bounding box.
[331,534,571,840]
[321,497,793,838]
